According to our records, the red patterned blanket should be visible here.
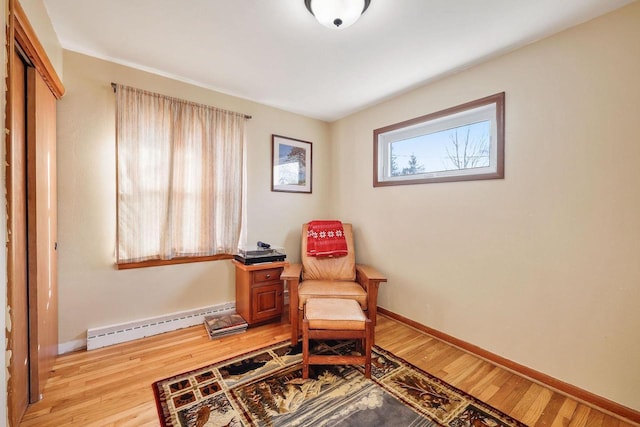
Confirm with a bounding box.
[306,220,348,258]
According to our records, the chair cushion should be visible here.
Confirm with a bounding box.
[298,280,367,310]
[301,223,356,281]
[305,298,366,330]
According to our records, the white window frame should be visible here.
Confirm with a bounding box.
[374,92,505,186]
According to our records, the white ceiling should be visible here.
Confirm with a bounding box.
[43,0,633,122]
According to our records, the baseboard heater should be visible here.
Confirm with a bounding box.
[86,302,236,350]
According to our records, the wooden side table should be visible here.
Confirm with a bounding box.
[232,260,286,326]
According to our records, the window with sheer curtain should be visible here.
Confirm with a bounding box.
[115,84,247,267]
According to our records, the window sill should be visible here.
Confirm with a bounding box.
[116,254,233,270]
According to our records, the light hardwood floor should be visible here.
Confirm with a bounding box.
[20,314,634,427]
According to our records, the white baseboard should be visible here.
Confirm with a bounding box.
[85,302,236,351]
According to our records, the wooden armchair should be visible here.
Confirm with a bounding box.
[281,223,387,345]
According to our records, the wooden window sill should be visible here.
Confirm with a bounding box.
[117,254,233,270]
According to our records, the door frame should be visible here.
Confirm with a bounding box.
[6,0,64,424]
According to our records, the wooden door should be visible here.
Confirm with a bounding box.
[27,67,59,402]
[7,48,30,427]
[6,1,64,423]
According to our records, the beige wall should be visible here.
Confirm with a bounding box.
[19,0,63,80]
[56,51,330,347]
[332,3,640,411]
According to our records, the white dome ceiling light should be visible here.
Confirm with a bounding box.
[304,0,371,29]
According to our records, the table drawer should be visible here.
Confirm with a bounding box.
[253,268,282,284]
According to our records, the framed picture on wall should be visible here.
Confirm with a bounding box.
[271,134,312,193]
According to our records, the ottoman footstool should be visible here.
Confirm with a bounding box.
[302,297,373,379]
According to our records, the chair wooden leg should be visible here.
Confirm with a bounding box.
[364,309,376,346]
[364,320,371,378]
[291,305,299,345]
[302,319,310,379]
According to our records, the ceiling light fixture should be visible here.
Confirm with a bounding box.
[304,0,371,29]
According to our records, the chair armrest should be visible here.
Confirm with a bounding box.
[281,263,302,281]
[356,264,386,327]
[355,264,387,284]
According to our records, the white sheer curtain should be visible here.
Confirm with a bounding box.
[116,84,246,264]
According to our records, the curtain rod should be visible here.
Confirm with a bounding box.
[110,82,252,120]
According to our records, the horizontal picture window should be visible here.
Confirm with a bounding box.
[374,92,505,186]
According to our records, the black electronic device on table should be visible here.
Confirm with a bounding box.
[234,242,286,265]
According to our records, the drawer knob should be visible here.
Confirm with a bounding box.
[265,274,271,279]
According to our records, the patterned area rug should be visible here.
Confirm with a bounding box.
[153,340,527,427]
